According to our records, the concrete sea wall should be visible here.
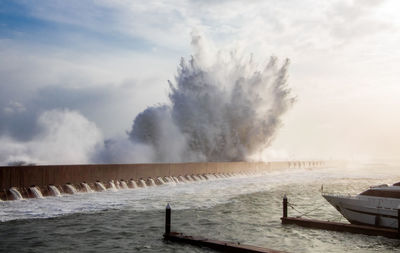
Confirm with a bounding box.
[0,161,329,201]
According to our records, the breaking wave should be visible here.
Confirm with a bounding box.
[1,34,295,165]
[126,34,295,162]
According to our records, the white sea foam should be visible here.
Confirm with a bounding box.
[95,182,106,191]
[178,176,187,183]
[49,185,61,197]
[109,181,117,191]
[120,181,129,189]
[29,186,44,198]
[157,177,166,184]
[130,180,138,188]
[65,184,77,194]
[9,187,23,200]
[148,178,156,187]
[82,183,93,193]
[0,166,399,222]
[139,179,147,188]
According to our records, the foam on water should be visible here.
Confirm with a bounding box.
[120,181,129,189]
[207,174,217,180]
[172,176,180,184]
[29,186,44,198]
[109,181,117,191]
[130,180,138,188]
[82,183,94,193]
[0,166,399,222]
[140,179,147,188]
[148,178,156,187]
[49,185,61,197]
[65,184,78,194]
[95,182,106,191]
[157,177,166,184]
[164,177,176,185]
[9,187,23,200]
[178,176,187,183]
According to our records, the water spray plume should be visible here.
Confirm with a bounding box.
[0,34,294,165]
[129,34,295,162]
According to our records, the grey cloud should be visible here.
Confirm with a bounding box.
[3,101,26,114]
[0,109,41,141]
[0,72,136,141]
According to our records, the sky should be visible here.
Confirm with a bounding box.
[0,0,399,164]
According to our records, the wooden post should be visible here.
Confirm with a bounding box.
[283,195,288,218]
[165,203,171,235]
[397,209,400,234]
[375,215,380,227]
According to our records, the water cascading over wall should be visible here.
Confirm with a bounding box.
[0,161,333,201]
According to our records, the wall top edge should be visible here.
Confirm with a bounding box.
[0,160,333,170]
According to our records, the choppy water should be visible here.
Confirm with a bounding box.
[1,164,400,252]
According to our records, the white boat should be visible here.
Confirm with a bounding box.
[323,182,400,229]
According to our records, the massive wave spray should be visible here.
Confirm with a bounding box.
[0,34,295,165]
[127,35,295,162]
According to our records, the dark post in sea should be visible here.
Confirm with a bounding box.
[163,203,287,252]
[283,195,288,218]
[165,203,171,235]
[397,209,400,235]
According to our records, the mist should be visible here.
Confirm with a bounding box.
[100,34,295,163]
[1,109,103,165]
[0,34,294,165]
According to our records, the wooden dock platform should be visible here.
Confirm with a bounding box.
[281,195,400,239]
[164,232,286,253]
[163,204,287,252]
[281,217,399,239]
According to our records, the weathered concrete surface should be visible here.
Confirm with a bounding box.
[0,161,331,193]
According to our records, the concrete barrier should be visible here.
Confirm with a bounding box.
[0,161,333,200]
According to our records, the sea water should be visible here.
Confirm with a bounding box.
[1,164,400,252]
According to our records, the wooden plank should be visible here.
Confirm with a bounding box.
[281,217,400,239]
[164,232,286,253]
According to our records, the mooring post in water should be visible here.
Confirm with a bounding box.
[283,195,288,218]
[165,203,171,235]
[397,209,400,235]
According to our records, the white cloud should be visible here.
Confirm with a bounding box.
[0,110,103,165]
[0,40,175,137]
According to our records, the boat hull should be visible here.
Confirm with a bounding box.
[323,194,400,229]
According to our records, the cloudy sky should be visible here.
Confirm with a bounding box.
[0,0,399,164]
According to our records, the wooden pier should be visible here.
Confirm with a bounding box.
[164,232,285,253]
[163,204,287,253]
[281,196,400,239]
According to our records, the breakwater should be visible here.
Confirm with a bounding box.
[0,161,330,201]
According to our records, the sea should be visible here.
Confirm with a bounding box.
[1,164,400,252]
